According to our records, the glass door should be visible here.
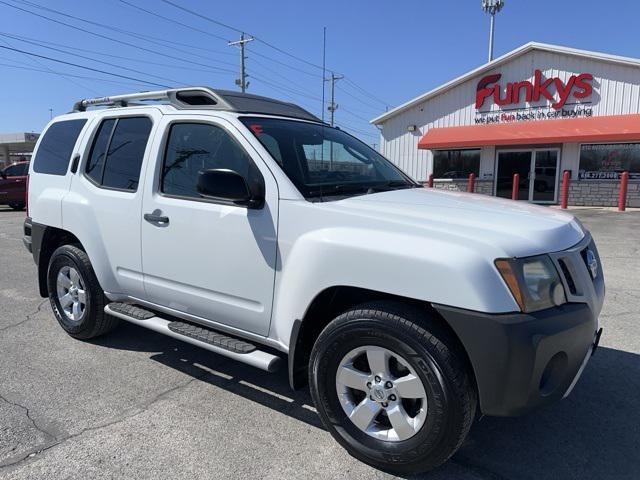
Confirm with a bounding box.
[495,148,560,203]
[531,150,559,203]
[495,150,532,200]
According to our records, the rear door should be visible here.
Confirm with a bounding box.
[140,115,279,336]
[0,162,28,204]
[63,109,161,299]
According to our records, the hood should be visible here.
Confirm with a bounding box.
[325,187,584,258]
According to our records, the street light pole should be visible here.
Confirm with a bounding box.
[482,0,504,62]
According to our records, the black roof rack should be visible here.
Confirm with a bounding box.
[72,86,321,122]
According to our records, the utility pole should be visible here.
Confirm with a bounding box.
[228,33,254,93]
[48,108,53,120]
[326,72,344,126]
[482,0,504,62]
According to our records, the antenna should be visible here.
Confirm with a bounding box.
[481,0,504,62]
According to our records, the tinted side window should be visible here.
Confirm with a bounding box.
[33,119,86,175]
[162,123,253,199]
[102,117,152,191]
[85,117,152,191]
[86,119,116,185]
[4,163,28,176]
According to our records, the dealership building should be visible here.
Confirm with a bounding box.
[372,42,640,207]
[0,132,39,167]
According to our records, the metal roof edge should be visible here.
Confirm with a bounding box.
[370,42,640,125]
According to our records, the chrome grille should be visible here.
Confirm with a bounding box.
[549,233,605,318]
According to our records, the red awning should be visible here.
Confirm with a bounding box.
[417,114,640,149]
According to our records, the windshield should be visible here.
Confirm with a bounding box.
[240,117,417,200]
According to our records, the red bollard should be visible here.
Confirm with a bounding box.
[511,173,520,200]
[467,172,475,193]
[428,173,434,188]
[560,170,570,209]
[618,171,629,212]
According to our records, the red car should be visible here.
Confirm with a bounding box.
[0,161,29,210]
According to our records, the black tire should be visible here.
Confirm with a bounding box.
[309,301,476,474]
[9,202,25,211]
[47,244,120,339]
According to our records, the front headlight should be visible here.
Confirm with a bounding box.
[495,255,566,313]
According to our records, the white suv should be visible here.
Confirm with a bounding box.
[23,87,604,473]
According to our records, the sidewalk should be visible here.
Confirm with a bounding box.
[548,205,640,212]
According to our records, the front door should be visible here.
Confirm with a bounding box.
[141,116,278,336]
[495,149,560,203]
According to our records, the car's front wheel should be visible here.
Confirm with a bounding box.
[309,302,476,474]
[47,244,119,339]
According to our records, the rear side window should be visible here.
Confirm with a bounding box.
[4,163,29,176]
[86,119,115,184]
[85,117,152,191]
[33,119,86,175]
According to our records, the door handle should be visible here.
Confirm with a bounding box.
[144,212,170,225]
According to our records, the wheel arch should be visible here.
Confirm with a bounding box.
[35,225,84,297]
[288,286,477,397]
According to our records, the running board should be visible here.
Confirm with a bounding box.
[104,303,281,372]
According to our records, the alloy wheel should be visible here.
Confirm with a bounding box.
[335,345,428,441]
[56,265,87,322]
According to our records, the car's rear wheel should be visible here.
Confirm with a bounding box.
[47,244,120,339]
[309,302,476,474]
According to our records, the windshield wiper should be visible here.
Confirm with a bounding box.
[370,180,417,191]
[306,183,371,199]
[306,181,417,200]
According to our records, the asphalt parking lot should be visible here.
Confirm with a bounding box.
[0,206,638,480]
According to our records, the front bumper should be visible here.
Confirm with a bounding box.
[434,302,600,417]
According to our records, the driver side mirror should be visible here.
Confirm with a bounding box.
[197,169,264,209]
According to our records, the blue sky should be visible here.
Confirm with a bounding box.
[0,0,638,143]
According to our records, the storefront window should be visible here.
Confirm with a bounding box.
[433,149,480,179]
[579,143,640,180]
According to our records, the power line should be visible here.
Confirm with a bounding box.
[160,0,328,72]
[0,59,162,88]
[248,47,322,79]
[0,0,237,73]
[342,77,390,107]
[336,123,379,139]
[160,0,243,35]
[0,31,234,75]
[249,54,325,97]
[3,0,391,126]
[0,44,171,88]
[0,36,100,95]
[117,0,230,43]
[251,75,323,103]
[14,0,239,68]
[0,32,187,86]
[339,106,376,124]
[336,84,385,113]
[155,1,391,116]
